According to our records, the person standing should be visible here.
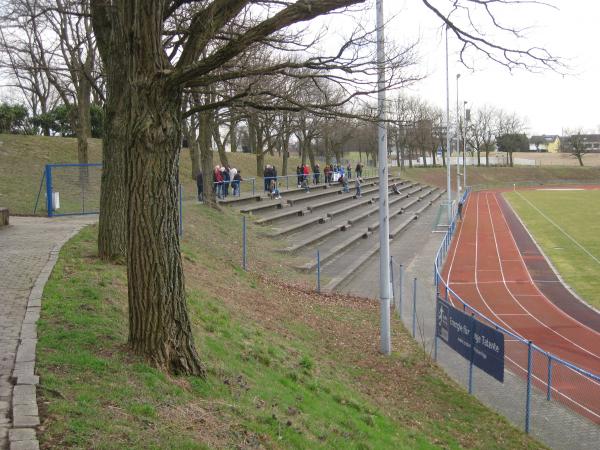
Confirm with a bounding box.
[347,163,352,179]
[355,176,362,198]
[355,162,362,178]
[313,163,321,184]
[233,170,242,196]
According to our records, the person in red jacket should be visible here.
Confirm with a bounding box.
[302,164,310,183]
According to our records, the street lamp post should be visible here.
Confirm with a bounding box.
[376,0,391,355]
[463,101,468,189]
[456,73,461,195]
[445,26,452,224]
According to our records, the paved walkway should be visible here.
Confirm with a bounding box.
[0,216,96,450]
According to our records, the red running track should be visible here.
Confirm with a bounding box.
[441,190,600,424]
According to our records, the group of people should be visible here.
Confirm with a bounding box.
[195,160,367,203]
[198,165,242,201]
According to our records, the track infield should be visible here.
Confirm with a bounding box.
[504,188,600,310]
[441,189,600,424]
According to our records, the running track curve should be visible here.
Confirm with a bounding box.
[441,189,600,424]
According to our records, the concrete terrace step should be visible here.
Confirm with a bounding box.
[254,206,308,225]
[306,185,381,212]
[254,181,397,227]
[281,185,420,247]
[297,228,368,272]
[294,191,428,271]
[270,213,331,237]
[322,193,442,291]
[280,221,350,253]
[240,199,285,214]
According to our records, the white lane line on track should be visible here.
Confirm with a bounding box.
[515,190,600,266]
[470,193,523,337]
[487,193,600,359]
[445,192,474,307]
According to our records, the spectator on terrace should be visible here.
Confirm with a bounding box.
[303,163,310,183]
[347,163,352,179]
[392,183,401,195]
[458,199,464,221]
[355,176,362,198]
[296,165,303,187]
[313,163,321,184]
[232,170,242,196]
[355,162,363,178]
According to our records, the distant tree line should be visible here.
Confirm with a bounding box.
[0,101,103,137]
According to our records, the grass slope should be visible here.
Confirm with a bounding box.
[402,166,600,192]
[0,133,300,215]
[37,204,543,449]
[504,189,600,309]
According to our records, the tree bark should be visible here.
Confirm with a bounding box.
[95,7,127,261]
[126,79,203,375]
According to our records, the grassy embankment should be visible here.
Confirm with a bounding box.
[36,203,544,449]
[505,189,600,310]
[402,166,600,192]
[0,133,301,215]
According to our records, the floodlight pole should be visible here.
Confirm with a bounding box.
[456,73,461,196]
[445,26,452,223]
[376,0,391,355]
[463,101,468,189]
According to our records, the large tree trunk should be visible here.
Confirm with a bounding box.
[98,74,128,260]
[96,18,127,261]
[477,148,481,166]
[199,112,216,205]
[126,80,203,375]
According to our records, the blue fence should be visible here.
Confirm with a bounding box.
[37,165,183,235]
[34,163,103,217]
[433,187,600,434]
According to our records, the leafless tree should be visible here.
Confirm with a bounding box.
[562,130,587,166]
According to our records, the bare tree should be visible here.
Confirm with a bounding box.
[0,0,101,163]
[562,130,587,166]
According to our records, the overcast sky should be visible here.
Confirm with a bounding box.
[383,0,600,136]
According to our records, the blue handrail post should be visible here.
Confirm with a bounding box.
[242,215,247,271]
[45,164,53,217]
[434,305,439,361]
[546,355,553,401]
[412,278,417,337]
[390,256,395,306]
[468,313,475,394]
[317,249,321,293]
[525,341,533,433]
[398,264,403,318]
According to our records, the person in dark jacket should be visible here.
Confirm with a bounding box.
[233,170,242,196]
[313,164,321,184]
[355,162,363,178]
[296,165,303,187]
[196,170,204,202]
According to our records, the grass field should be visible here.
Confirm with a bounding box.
[505,189,600,310]
[35,204,542,449]
[403,166,600,192]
